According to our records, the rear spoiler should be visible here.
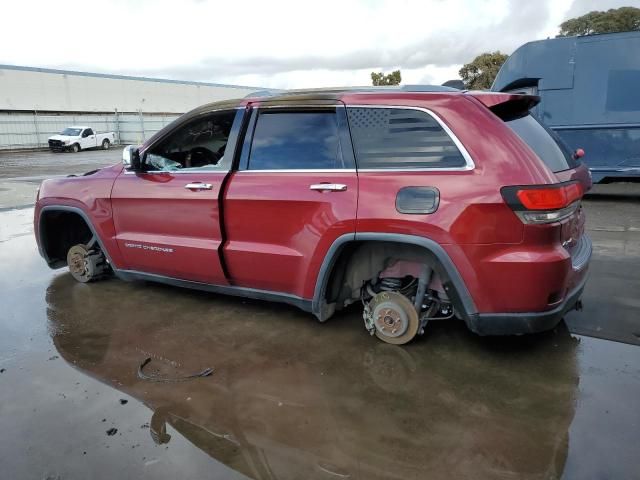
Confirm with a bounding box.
[465,92,540,119]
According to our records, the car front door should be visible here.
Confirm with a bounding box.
[80,128,95,149]
[222,103,358,299]
[111,108,243,284]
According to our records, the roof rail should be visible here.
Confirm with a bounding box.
[245,84,461,99]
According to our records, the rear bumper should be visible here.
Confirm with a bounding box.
[468,278,586,335]
[466,236,591,336]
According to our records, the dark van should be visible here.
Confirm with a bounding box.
[492,31,640,183]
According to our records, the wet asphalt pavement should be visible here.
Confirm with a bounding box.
[0,150,639,479]
[0,149,119,210]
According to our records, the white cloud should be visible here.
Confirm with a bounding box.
[0,0,637,88]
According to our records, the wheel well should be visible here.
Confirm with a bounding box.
[40,210,94,268]
[317,240,455,321]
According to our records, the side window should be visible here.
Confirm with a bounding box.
[248,110,346,170]
[83,128,94,137]
[346,107,467,169]
[145,110,236,172]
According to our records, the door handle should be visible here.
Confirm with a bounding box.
[309,183,348,192]
[184,182,213,190]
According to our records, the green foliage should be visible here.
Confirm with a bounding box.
[371,70,402,86]
[558,7,640,37]
[458,51,508,90]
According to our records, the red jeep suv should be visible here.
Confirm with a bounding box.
[34,87,592,344]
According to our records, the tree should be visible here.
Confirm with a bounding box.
[458,51,508,90]
[371,70,401,86]
[558,7,640,37]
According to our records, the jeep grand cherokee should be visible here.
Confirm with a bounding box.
[34,87,592,344]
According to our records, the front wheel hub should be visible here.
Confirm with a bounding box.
[67,244,107,283]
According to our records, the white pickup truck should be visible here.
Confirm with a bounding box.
[48,126,116,153]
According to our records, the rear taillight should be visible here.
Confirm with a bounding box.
[501,181,583,224]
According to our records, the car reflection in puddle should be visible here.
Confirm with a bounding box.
[46,273,578,480]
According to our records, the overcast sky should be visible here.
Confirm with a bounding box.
[1,0,637,88]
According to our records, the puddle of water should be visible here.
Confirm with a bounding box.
[0,208,638,479]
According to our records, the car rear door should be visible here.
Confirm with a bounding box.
[111,108,244,284]
[222,102,358,299]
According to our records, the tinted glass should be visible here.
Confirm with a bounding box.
[84,128,94,136]
[248,111,345,170]
[346,107,466,169]
[506,114,578,172]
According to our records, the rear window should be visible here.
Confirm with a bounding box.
[346,107,467,169]
[506,114,579,172]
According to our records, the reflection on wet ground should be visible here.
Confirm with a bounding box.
[1,207,640,479]
[47,273,580,479]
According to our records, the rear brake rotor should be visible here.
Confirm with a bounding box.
[367,291,419,345]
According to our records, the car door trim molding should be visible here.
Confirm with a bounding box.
[112,269,313,313]
[345,104,476,172]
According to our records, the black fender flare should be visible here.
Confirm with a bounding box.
[311,232,478,324]
[38,205,116,269]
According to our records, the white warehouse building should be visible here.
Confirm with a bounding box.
[0,64,262,149]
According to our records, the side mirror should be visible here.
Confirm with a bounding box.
[122,145,142,171]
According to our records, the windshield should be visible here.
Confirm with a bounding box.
[61,128,82,136]
[505,114,579,172]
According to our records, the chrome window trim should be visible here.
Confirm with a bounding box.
[346,104,476,172]
[126,168,357,175]
[357,168,470,173]
[256,104,344,110]
[236,169,356,173]
[123,169,229,175]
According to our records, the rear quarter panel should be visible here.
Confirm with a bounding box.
[344,93,563,312]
